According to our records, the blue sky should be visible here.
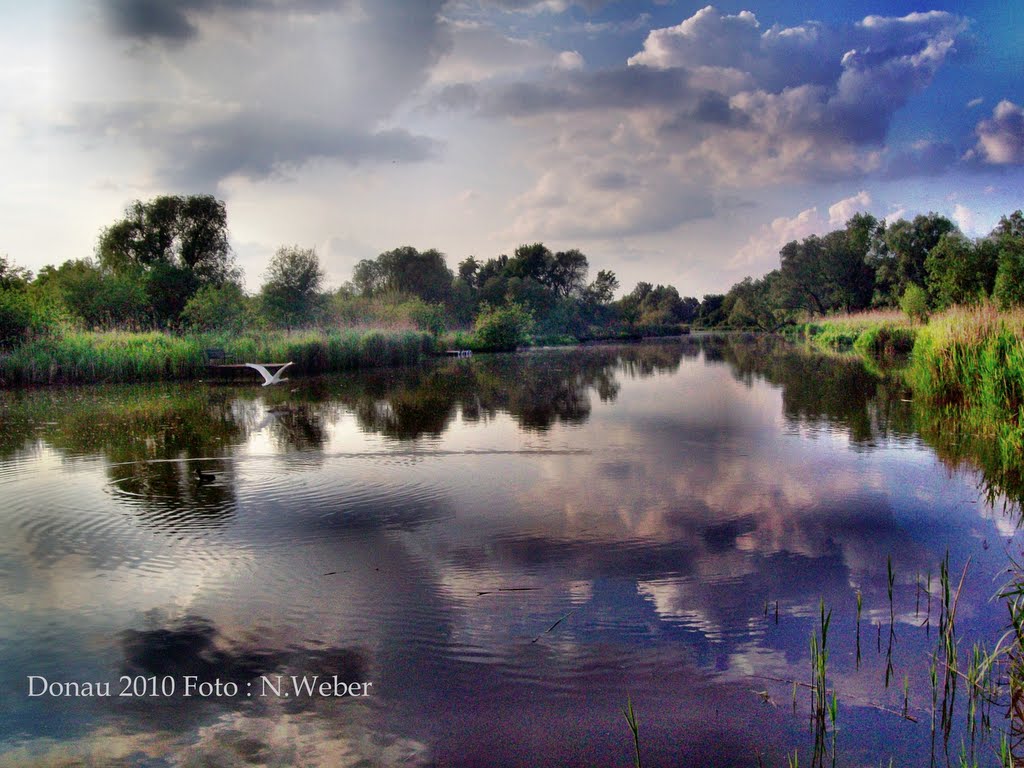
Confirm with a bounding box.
[1,0,1021,297]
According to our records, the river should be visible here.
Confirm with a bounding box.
[0,336,1017,766]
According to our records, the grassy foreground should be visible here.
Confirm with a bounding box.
[0,328,435,386]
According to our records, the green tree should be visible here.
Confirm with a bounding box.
[0,288,35,348]
[994,239,1024,309]
[96,195,237,326]
[548,249,589,298]
[585,270,619,305]
[696,294,727,327]
[925,233,992,308]
[900,283,930,322]
[778,223,874,315]
[993,210,1024,241]
[618,282,695,326]
[260,245,326,326]
[989,211,1024,309]
[0,254,31,290]
[352,258,385,296]
[726,271,793,331]
[778,237,830,314]
[473,302,534,351]
[0,255,57,347]
[374,246,454,303]
[827,222,876,312]
[181,283,253,332]
[457,256,481,289]
[507,243,553,284]
[875,213,955,303]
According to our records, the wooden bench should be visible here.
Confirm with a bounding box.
[204,348,234,366]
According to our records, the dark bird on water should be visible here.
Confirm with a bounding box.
[195,467,216,483]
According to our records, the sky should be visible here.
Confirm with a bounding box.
[1,0,1021,297]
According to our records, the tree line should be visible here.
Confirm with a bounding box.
[715,210,1024,330]
[2,194,1023,349]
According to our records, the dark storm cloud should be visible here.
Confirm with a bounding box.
[658,92,751,134]
[160,116,442,186]
[431,83,480,111]
[586,170,633,190]
[464,65,691,116]
[102,0,349,42]
[61,103,440,187]
[75,0,452,187]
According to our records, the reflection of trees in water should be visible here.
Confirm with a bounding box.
[0,386,245,531]
[346,365,472,439]
[916,408,1024,513]
[0,343,691,528]
[705,333,1024,510]
[1,343,692,456]
[337,344,687,439]
[714,335,916,445]
[267,403,332,452]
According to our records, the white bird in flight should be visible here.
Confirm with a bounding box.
[245,362,294,386]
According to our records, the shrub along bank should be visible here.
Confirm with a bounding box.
[0,328,434,386]
[807,305,1024,481]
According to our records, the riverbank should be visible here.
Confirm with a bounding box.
[799,308,918,356]
[0,328,435,386]
[805,305,1024,485]
[0,321,698,387]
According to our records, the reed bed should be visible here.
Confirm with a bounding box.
[808,306,1024,450]
[809,308,911,331]
[908,305,1024,415]
[0,328,435,386]
[803,310,917,353]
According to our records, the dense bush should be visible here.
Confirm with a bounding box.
[36,260,149,329]
[407,300,447,336]
[0,288,36,348]
[900,284,930,322]
[994,240,1024,310]
[853,324,916,356]
[473,302,534,352]
[182,283,254,332]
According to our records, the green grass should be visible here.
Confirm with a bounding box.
[0,328,435,386]
[807,304,1024,504]
[903,306,1024,480]
[808,305,1024,447]
[802,310,918,353]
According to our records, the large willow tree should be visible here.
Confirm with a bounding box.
[97,195,238,326]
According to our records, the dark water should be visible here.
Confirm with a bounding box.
[0,337,1018,767]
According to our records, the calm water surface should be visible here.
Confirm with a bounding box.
[0,337,1018,767]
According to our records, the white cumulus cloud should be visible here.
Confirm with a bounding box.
[732,190,875,271]
[828,190,871,225]
[968,100,1024,165]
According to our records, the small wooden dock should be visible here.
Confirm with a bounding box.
[204,350,294,386]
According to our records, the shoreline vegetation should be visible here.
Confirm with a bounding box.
[0,194,1022,400]
[805,304,1024,501]
[0,328,435,387]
